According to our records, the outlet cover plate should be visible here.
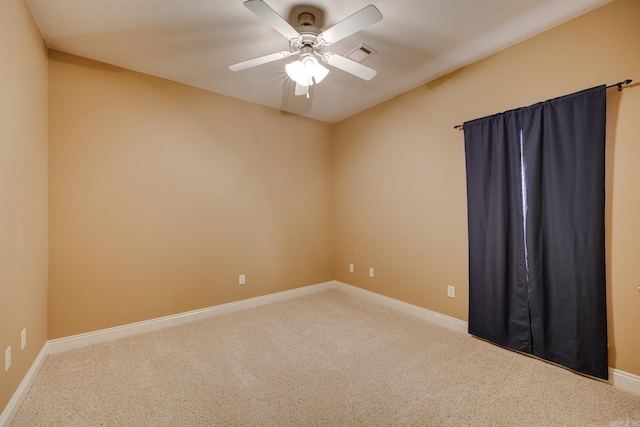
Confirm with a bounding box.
[447,285,455,298]
[5,346,11,371]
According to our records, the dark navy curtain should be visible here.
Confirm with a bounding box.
[463,86,608,379]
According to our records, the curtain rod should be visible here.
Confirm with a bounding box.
[453,79,633,130]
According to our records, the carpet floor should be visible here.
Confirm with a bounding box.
[11,289,640,426]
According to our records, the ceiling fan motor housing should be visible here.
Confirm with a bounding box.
[290,27,325,58]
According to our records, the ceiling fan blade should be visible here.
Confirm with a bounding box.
[229,51,292,72]
[281,79,314,114]
[243,0,300,40]
[323,52,377,81]
[295,83,309,97]
[318,5,382,45]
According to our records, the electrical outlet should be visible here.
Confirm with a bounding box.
[349,264,354,273]
[239,274,245,285]
[5,347,11,371]
[448,285,455,298]
[21,328,27,349]
[369,267,374,278]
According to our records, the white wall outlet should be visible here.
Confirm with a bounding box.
[5,347,11,371]
[448,285,456,298]
[21,328,27,349]
[369,267,374,278]
[239,274,246,285]
[349,264,354,273]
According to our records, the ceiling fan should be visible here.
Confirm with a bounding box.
[229,0,383,97]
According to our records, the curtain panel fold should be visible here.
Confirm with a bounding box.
[463,86,608,379]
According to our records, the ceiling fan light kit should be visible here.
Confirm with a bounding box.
[229,0,383,95]
[285,54,329,87]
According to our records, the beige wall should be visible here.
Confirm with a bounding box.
[333,0,640,375]
[47,52,334,339]
[0,0,49,413]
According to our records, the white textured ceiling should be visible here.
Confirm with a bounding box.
[25,0,612,123]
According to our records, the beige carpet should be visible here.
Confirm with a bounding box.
[11,289,640,426]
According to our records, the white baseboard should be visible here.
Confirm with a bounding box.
[334,281,469,334]
[48,281,335,354]
[0,343,49,427]
[609,367,640,397]
[3,280,639,426]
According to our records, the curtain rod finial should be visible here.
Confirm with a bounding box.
[616,79,632,91]
[606,79,633,91]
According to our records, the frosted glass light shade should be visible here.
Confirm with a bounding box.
[285,55,329,87]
